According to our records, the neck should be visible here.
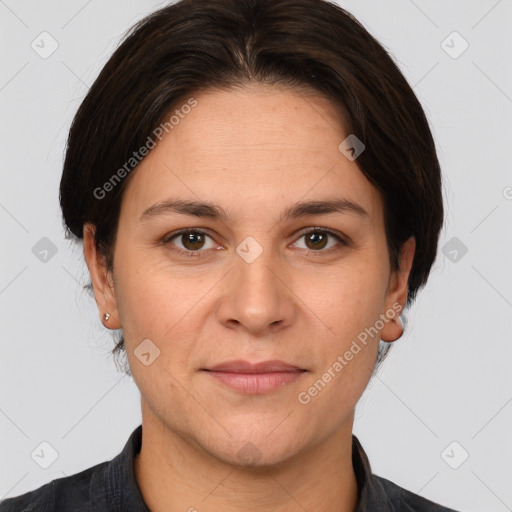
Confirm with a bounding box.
[134,406,359,512]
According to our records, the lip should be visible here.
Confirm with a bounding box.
[204,359,304,373]
[201,360,306,394]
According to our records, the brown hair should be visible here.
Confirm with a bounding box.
[60,0,444,374]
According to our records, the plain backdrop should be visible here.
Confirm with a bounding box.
[1,1,511,511]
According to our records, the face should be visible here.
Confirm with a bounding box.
[85,83,414,467]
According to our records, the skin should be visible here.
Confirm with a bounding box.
[84,83,415,512]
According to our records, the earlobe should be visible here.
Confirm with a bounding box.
[83,223,121,329]
[381,315,404,343]
[380,236,415,342]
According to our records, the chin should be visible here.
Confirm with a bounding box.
[202,427,305,470]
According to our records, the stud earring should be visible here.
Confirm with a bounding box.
[104,313,110,321]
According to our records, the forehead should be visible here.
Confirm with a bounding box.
[120,84,382,224]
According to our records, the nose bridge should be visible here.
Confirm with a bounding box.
[219,233,291,331]
[234,234,281,300]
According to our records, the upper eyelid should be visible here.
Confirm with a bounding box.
[163,228,217,244]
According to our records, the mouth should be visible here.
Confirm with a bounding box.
[201,360,307,394]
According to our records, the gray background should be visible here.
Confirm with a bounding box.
[1,1,511,510]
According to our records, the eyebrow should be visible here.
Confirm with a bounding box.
[139,197,369,223]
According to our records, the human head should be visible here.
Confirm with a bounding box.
[60,0,443,379]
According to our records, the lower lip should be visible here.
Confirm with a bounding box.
[203,370,306,394]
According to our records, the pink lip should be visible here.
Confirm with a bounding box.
[202,360,306,394]
[205,359,303,373]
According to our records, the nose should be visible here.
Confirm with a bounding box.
[215,241,296,336]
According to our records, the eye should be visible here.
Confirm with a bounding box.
[163,229,217,257]
[292,228,346,254]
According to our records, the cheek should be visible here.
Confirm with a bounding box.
[294,258,387,409]
[296,271,383,419]
[113,250,210,382]
[302,257,388,343]
[112,243,190,331]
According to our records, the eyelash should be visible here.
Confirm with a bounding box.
[162,227,347,258]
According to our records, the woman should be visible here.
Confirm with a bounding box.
[0,0,459,510]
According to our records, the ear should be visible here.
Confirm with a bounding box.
[380,236,415,342]
[83,223,121,330]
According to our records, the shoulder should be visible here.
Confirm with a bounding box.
[0,425,145,512]
[372,474,461,511]
[0,461,109,512]
[351,434,461,512]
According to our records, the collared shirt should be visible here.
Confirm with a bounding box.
[0,425,460,511]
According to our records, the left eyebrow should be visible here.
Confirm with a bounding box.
[139,197,369,223]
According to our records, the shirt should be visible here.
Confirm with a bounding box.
[0,425,460,511]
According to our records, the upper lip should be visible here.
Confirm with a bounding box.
[203,360,305,373]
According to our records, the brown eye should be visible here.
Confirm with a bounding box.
[305,231,329,250]
[293,228,346,253]
[164,230,216,256]
[180,232,206,251]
